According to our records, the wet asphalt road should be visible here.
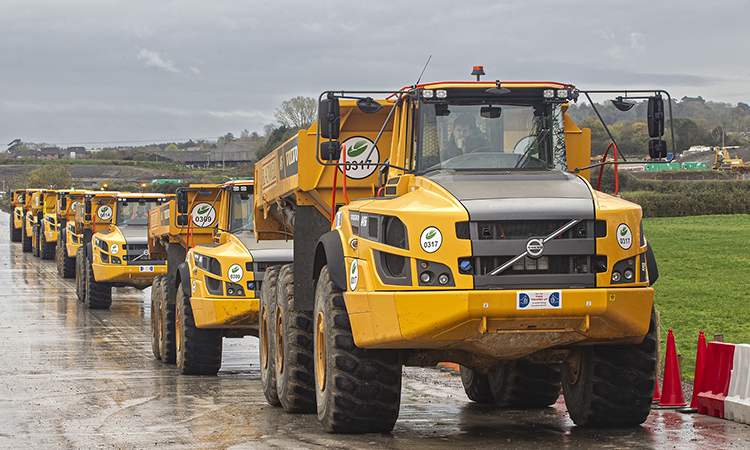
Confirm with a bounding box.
[0,212,748,449]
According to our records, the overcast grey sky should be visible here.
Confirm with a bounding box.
[1,0,748,148]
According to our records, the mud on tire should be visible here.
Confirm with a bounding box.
[159,278,176,364]
[260,265,281,407]
[22,223,32,253]
[314,266,402,434]
[176,279,222,375]
[275,264,316,413]
[84,253,112,309]
[57,231,75,278]
[75,247,86,302]
[489,360,561,408]
[9,216,21,242]
[40,230,55,260]
[562,308,657,427]
[459,365,495,403]
[151,276,164,360]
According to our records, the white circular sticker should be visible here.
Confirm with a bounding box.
[338,136,380,180]
[228,263,243,283]
[191,202,217,228]
[97,205,113,221]
[617,224,633,250]
[349,259,359,291]
[110,243,119,255]
[420,227,442,253]
[71,201,82,213]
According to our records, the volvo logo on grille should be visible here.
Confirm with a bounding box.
[526,239,544,258]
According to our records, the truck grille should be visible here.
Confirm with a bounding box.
[459,220,597,289]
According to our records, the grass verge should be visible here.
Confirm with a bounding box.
[644,214,750,379]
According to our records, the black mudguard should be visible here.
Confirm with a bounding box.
[315,230,347,292]
[646,241,659,286]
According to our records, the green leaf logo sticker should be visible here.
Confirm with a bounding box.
[420,226,442,253]
[347,140,368,158]
[227,263,243,282]
[198,205,210,215]
[101,206,109,213]
[620,227,628,236]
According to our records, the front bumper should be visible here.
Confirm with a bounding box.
[188,277,259,329]
[92,262,166,286]
[345,287,654,359]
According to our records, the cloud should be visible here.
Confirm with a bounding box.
[137,49,180,73]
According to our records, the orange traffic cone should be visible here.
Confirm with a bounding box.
[653,375,662,403]
[659,329,687,407]
[689,331,708,408]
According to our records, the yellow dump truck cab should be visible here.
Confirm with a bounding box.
[9,189,26,243]
[255,78,671,432]
[81,192,172,309]
[147,180,293,375]
[55,190,88,278]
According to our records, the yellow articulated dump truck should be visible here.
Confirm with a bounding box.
[9,189,26,243]
[147,180,293,375]
[38,189,66,260]
[254,72,670,433]
[75,192,172,309]
[25,189,48,257]
[55,190,88,278]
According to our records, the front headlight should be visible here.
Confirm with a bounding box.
[194,253,222,277]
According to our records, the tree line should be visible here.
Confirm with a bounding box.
[567,96,750,157]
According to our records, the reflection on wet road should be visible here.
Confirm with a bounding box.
[0,212,748,449]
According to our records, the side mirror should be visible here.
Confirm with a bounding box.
[176,189,188,214]
[177,215,189,226]
[480,106,502,119]
[60,196,67,209]
[85,200,92,214]
[649,139,667,159]
[320,141,342,162]
[319,97,340,140]
[648,95,664,138]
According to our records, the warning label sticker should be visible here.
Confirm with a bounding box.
[517,290,562,310]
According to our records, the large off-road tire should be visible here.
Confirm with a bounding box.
[459,365,495,403]
[314,266,402,434]
[57,232,75,278]
[84,254,112,309]
[21,222,32,253]
[274,264,316,413]
[31,226,40,257]
[562,308,657,427]
[75,247,86,301]
[158,278,176,364]
[151,275,164,360]
[488,360,561,408]
[260,265,281,407]
[176,279,222,375]
[40,231,55,260]
[9,216,21,242]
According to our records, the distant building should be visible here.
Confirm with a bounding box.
[39,148,61,159]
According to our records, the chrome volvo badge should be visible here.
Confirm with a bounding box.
[526,238,544,258]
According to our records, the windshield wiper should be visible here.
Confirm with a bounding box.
[513,129,549,169]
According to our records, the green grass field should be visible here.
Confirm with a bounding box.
[644,214,750,378]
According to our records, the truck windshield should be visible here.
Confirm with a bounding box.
[116,200,162,226]
[229,192,254,234]
[414,101,567,173]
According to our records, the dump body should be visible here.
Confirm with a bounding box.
[11,189,26,232]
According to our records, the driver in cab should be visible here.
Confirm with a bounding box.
[442,112,491,160]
